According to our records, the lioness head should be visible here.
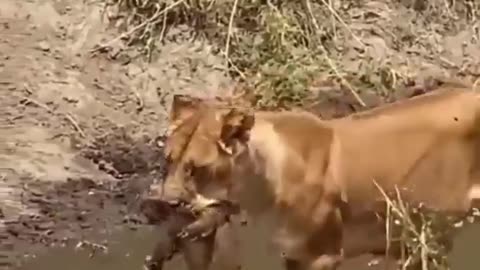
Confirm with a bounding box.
[159,94,255,211]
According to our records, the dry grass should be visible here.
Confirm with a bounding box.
[94,0,479,109]
[373,180,480,270]
[94,0,370,109]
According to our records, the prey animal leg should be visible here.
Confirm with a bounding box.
[178,200,240,240]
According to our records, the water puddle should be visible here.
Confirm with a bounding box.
[449,223,480,270]
[18,221,281,270]
[19,226,162,270]
[18,223,480,270]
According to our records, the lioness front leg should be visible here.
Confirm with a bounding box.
[281,208,344,270]
[283,255,343,270]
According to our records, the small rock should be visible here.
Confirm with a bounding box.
[36,41,50,52]
[34,221,55,231]
[2,220,18,225]
[5,227,19,237]
[1,241,13,250]
[29,190,43,197]
[367,259,380,266]
[79,222,91,229]
[240,219,248,226]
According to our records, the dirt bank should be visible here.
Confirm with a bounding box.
[0,0,231,267]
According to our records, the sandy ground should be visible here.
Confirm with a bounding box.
[1,0,480,269]
[0,0,233,267]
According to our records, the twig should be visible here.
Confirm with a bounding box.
[328,0,337,41]
[159,7,168,42]
[319,0,366,48]
[135,72,148,112]
[22,97,54,113]
[21,97,87,138]
[304,0,366,107]
[227,57,246,80]
[23,83,33,95]
[420,225,428,270]
[91,0,186,53]
[442,0,455,19]
[385,197,391,269]
[224,0,240,66]
[65,113,87,138]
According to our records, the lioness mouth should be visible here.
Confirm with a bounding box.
[139,197,194,224]
[140,193,243,245]
[166,199,188,208]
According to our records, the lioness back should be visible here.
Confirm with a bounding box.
[332,87,480,211]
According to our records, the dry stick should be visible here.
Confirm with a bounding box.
[133,70,148,112]
[385,198,391,270]
[442,0,455,19]
[373,180,418,269]
[90,0,186,53]
[222,0,246,80]
[205,0,216,11]
[65,113,87,139]
[420,225,428,270]
[304,0,366,107]
[224,0,240,69]
[374,180,442,269]
[227,57,246,80]
[328,0,336,40]
[159,8,168,42]
[21,97,87,138]
[319,0,365,48]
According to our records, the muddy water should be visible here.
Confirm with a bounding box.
[19,223,480,270]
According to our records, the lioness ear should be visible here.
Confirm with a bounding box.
[168,95,203,135]
[217,108,255,155]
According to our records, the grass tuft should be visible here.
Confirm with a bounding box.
[373,180,479,270]
[95,0,479,109]
[94,0,374,109]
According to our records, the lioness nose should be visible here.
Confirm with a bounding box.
[160,185,192,205]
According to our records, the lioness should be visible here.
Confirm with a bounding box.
[161,83,480,269]
[140,95,245,270]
